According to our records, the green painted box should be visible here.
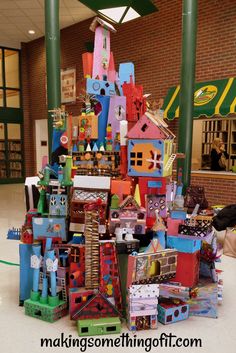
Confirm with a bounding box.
[24,298,67,323]
[77,317,121,336]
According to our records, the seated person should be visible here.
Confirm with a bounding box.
[210,138,229,171]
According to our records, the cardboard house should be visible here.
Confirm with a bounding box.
[127,112,175,177]
[127,249,178,287]
[109,195,146,235]
[72,291,120,321]
[127,284,159,331]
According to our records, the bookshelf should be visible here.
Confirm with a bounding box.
[200,119,236,170]
[8,140,23,178]
[0,139,7,178]
[0,122,24,184]
[0,137,23,180]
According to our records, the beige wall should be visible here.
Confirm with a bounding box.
[192,120,203,170]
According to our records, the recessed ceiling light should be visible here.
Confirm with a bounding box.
[28,30,35,35]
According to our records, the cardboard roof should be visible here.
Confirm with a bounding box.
[72,291,120,320]
[119,195,141,210]
[127,111,175,140]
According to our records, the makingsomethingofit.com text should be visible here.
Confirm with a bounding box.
[41,332,202,351]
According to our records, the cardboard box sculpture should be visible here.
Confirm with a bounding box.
[32,217,67,241]
[69,246,85,288]
[90,16,116,81]
[158,299,189,324]
[127,112,175,177]
[187,279,219,318]
[127,284,159,331]
[123,78,146,123]
[73,150,120,177]
[49,194,68,216]
[173,251,200,287]
[107,96,126,141]
[72,291,120,321]
[109,195,146,235]
[78,113,98,140]
[119,62,135,88]
[19,243,34,304]
[127,249,178,287]
[138,177,167,207]
[24,241,68,323]
[86,78,115,96]
[159,283,190,301]
[99,241,123,312]
[167,235,202,253]
[69,288,95,320]
[77,317,121,336]
[70,188,108,234]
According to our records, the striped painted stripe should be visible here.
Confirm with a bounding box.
[230,96,236,114]
[164,85,180,118]
[215,77,234,114]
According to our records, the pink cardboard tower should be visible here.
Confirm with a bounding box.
[90,17,117,81]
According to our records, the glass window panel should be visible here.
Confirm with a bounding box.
[0,50,2,86]
[6,89,20,108]
[7,123,21,139]
[4,50,19,88]
[0,89,3,107]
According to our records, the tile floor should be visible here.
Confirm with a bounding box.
[0,184,236,353]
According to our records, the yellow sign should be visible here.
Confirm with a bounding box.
[194,85,218,106]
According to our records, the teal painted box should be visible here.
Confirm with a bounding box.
[167,235,201,253]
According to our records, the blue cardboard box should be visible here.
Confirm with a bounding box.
[19,243,33,303]
[167,235,201,253]
[32,217,67,241]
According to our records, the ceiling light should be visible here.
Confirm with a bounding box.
[79,0,158,24]
[28,30,35,35]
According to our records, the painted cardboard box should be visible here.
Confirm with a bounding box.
[159,283,190,300]
[32,217,67,241]
[127,112,175,177]
[109,195,146,235]
[86,78,115,96]
[127,249,177,287]
[187,279,218,318]
[127,284,159,331]
[49,194,68,216]
[167,235,201,253]
[158,299,189,324]
[173,251,200,287]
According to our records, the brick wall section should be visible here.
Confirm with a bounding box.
[191,176,236,206]
[21,0,236,193]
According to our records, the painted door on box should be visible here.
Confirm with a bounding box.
[128,139,164,177]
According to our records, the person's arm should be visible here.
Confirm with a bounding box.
[223,150,229,159]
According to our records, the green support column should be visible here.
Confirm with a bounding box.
[178,0,198,191]
[45,0,61,161]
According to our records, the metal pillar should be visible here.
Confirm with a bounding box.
[178,0,198,191]
[45,0,61,161]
